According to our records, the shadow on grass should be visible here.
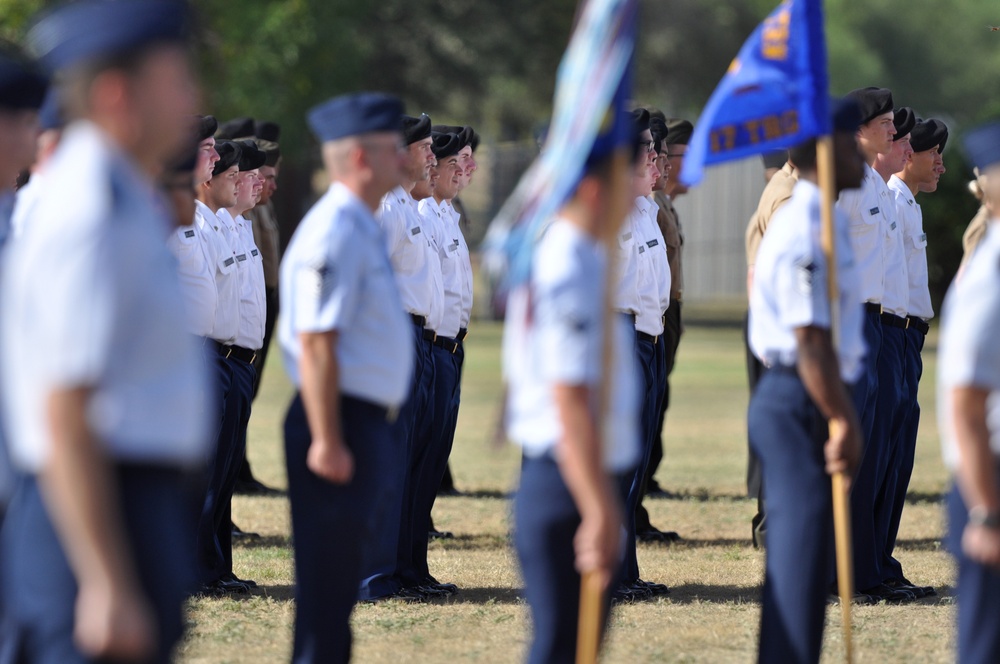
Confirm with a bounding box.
[895,537,944,551]
[904,490,946,504]
[655,583,761,605]
[445,586,523,605]
[432,533,513,551]
[639,537,755,549]
[233,534,292,549]
[438,489,513,500]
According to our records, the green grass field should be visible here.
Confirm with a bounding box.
[178,320,956,663]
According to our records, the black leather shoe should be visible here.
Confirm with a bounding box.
[636,579,670,596]
[884,577,935,598]
[205,576,251,594]
[626,581,654,600]
[428,529,454,540]
[429,580,458,596]
[225,572,257,589]
[231,522,260,539]
[862,583,917,603]
[637,527,681,544]
[395,587,430,602]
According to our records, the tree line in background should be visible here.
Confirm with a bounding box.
[2,0,992,305]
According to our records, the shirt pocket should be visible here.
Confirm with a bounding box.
[911,233,928,250]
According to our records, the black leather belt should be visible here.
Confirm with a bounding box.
[864,302,882,315]
[907,316,929,335]
[456,328,468,341]
[421,328,437,343]
[410,313,427,327]
[880,312,909,329]
[434,337,459,353]
[637,331,659,344]
[222,344,257,364]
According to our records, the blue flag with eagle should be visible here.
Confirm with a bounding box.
[680,0,829,187]
[482,0,637,290]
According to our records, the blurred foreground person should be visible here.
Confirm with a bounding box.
[747,98,865,663]
[503,128,640,660]
[940,120,1000,664]
[279,92,412,663]
[1,1,209,662]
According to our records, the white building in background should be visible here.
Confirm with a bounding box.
[673,157,766,302]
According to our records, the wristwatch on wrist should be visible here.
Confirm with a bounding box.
[968,505,1000,529]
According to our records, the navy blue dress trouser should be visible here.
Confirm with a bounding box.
[620,332,661,584]
[404,338,462,586]
[846,308,883,590]
[285,393,395,664]
[948,473,1000,664]
[879,324,925,580]
[1,467,199,664]
[515,454,615,664]
[748,368,832,664]
[358,321,433,600]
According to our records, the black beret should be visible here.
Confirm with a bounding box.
[649,117,667,154]
[432,123,462,135]
[195,115,217,142]
[463,126,480,152]
[910,118,948,153]
[236,140,266,171]
[831,96,863,133]
[212,141,242,176]
[631,108,650,133]
[761,149,788,170]
[402,114,432,145]
[255,120,280,143]
[217,116,255,140]
[431,132,462,161]
[664,118,694,146]
[27,0,190,73]
[892,107,916,140]
[846,87,893,125]
[0,42,48,111]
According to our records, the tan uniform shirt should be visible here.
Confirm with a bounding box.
[246,200,280,289]
[961,205,989,272]
[653,190,684,301]
[745,162,797,267]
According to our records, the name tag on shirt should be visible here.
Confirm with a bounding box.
[890,221,897,231]
[184,229,195,238]
[646,239,659,248]
[251,248,259,257]
[224,257,235,267]
[411,227,422,236]
[869,207,879,216]
[638,245,646,254]
[621,232,632,242]
[236,254,247,262]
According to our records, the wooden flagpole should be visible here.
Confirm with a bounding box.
[816,135,854,663]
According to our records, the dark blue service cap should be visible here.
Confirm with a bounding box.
[402,114,432,145]
[37,87,62,130]
[0,43,48,111]
[910,118,948,153]
[664,118,694,146]
[26,0,191,73]
[212,141,242,176]
[307,92,404,143]
[831,96,863,133]
[892,107,916,140]
[236,140,266,171]
[255,120,280,143]
[430,132,462,160]
[963,121,1000,171]
[846,87,893,125]
[195,114,217,142]
[217,116,255,140]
